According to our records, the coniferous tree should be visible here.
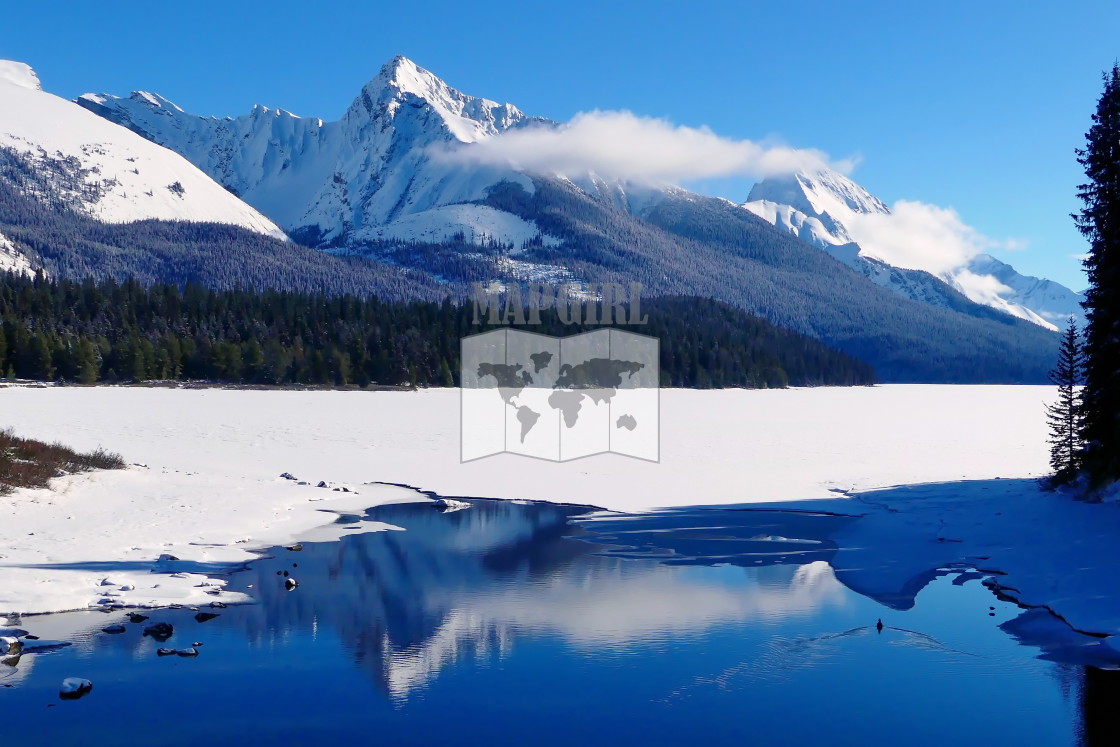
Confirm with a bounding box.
[1047,317,1084,478]
[1075,64,1120,485]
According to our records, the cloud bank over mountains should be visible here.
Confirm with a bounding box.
[846,199,1026,277]
[442,110,857,183]
[447,108,1027,288]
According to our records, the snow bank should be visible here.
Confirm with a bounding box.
[833,478,1120,657]
[0,425,433,614]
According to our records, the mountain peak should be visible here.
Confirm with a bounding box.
[365,55,453,103]
[747,167,888,219]
[0,60,42,91]
[349,56,524,144]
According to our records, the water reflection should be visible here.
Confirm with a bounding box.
[4,498,1108,746]
[222,500,856,700]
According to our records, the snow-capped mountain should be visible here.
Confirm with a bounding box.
[743,169,1083,330]
[72,55,1063,383]
[79,55,1074,332]
[78,56,556,250]
[960,253,1084,329]
[0,59,285,252]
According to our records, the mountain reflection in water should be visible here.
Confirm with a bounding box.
[5,497,1109,746]
[223,500,855,700]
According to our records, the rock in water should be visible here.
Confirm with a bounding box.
[176,647,199,657]
[143,622,173,641]
[194,612,219,623]
[0,637,22,656]
[101,625,127,634]
[127,613,149,623]
[156,648,176,657]
[59,678,93,699]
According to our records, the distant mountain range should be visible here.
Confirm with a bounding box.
[743,169,1084,330]
[0,56,1066,382]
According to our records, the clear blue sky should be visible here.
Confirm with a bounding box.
[4,0,1118,289]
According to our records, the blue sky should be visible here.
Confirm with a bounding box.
[4,0,1119,289]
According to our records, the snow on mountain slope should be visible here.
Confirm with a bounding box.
[0,60,40,91]
[744,174,974,312]
[359,203,561,247]
[748,168,889,220]
[0,231,33,275]
[963,254,1084,328]
[78,56,555,249]
[744,169,1081,329]
[0,60,285,239]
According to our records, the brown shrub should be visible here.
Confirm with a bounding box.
[0,428,125,495]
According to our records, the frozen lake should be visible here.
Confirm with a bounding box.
[4,498,1112,746]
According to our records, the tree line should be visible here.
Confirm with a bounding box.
[1047,64,1120,493]
[0,272,875,388]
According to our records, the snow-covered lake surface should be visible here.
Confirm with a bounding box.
[0,384,1053,507]
[3,498,1115,746]
[0,384,1054,615]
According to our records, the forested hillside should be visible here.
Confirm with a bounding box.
[0,273,874,388]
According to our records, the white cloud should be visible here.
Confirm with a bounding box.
[438,110,852,183]
[844,200,1025,276]
[950,268,1016,306]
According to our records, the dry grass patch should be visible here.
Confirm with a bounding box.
[0,427,125,495]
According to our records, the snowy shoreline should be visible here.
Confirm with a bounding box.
[5,384,1091,644]
[834,480,1120,663]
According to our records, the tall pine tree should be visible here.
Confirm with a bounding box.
[1075,64,1120,486]
[1047,317,1084,478]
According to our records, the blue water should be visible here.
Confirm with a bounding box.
[3,499,1114,746]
